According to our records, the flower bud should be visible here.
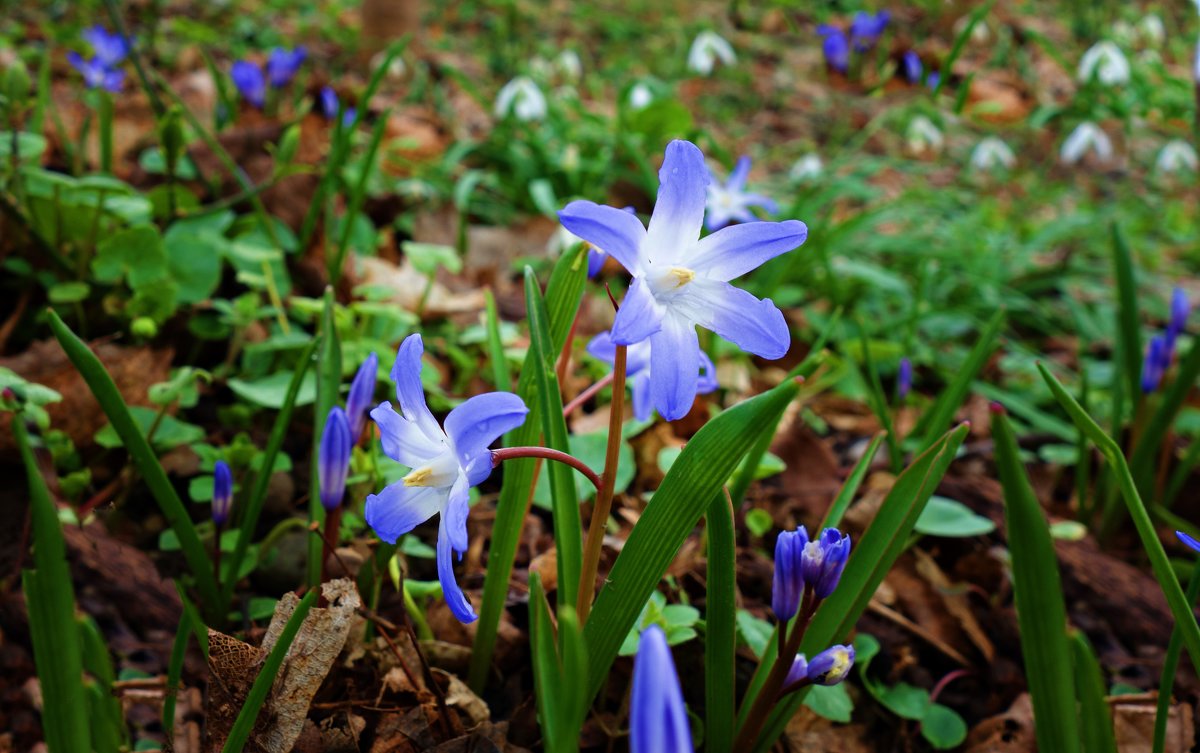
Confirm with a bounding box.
[772,527,808,621]
[318,407,352,511]
[784,654,808,687]
[806,644,855,686]
[212,460,233,526]
[346,353,379,439]
[801,528,851,599]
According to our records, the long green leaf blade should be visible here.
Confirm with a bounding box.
[1111,224,1142,409]
[1071,631,1117,753]
[913,309,1005,452]
[528,574,567,753]
[705,492,737,753]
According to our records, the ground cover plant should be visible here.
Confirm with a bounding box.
[2,0,1200,750]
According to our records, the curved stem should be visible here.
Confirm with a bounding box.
[492,447,602,492]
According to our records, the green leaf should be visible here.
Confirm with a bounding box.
[913,309,1005,452]
[48,281,91,304]
[823,431,886,528]
[483,290,512,391]
[533,430,633,508]
[163,226,226,304]
[1071,631,1117,753]
[94,406,205,452]
[529,574,573,753]
[1111,224,1142,414]
[744,508,773,537]
[403,241,462,277]
[878,683,931,720]
[803,684,853,723]
[229,371,317,409]
[914,496,996,537]
[706,492,737,753]
[921,704,968,749]
[92,224,168,289]
[736,610,774,659]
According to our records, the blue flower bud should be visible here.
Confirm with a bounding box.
[806,644,855,686]
[212,460,233,527]
[801,527,851,599]
[902,51,923,84]
[266,46,307,88]
[1178,530,1200,553]
[346,353,379,439]
[630,625,693,753]
[1169,287,1189,341]
[1141,335,1168,394]
[897,357,913,399]
[772,527,809,620]
[231,60,265,109]
[319,407,353,511]
[784,654,808,687]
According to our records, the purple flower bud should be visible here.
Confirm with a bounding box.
[1178,530,1200,552]
[817,25,850,73]
[212,460,233,527]
[772,527,809,620]
[320,86,339,120]
[806,644,855,686]
[231,61,265,109]
[902,51,923,84]
[266,46,307,88]
[850,11,890,51]
[800,527,851,599]
[1169,287,1189,341]
[927,71,941,90]
[1141,335,1168,394]
[897,357,913,399]
[82,26,130,68]
[784,654,809,686]
[319,407,353,511]
[346,353,379,439]
[630,625,693,753]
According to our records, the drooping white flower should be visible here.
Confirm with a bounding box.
[969,137,1016,171]
[1155,140,1199,174]
[906,115,944,155]
[1060,122,1113,164]
[687,31,736,76]
[629,82,655,110]
[790,154,823,182]
[1136,14,1165,46]
[1077,41,1130,86]
[556,50,582,81]
[494,76,547,121]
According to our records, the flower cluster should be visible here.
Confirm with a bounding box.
[818,11,889,73]
[1141,288,1189,394]
[68,26,129,93]
[231,47,307,109]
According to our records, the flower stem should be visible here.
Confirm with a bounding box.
[491,447,602,491]
[577,343,627,624]
[562,371,615,417]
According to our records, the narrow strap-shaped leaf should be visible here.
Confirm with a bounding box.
[528,574,569,753]
[1131,334,1200,504]
[1071,631,1117,753]
[583,379,801,704]
[221,589,318,753]
[822,431,886,529]
[79,615,124,751]
[1152,559,1200,753]
[558,606,588,753]
[164,584,207,739]
[483,290,512,391]
[993,408,1081,753]
[705,491,737,753]
[308,290,341,587]
[469,246,587,691]
[46,310,221,615]
[912,309,1004,452]
[1037,363,1200,674]
[1111,224,1142,409]
[329,112,391,283]
[524,267,582,610]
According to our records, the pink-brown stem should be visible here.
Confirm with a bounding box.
[562,371,615,417]
[492,447,602,491]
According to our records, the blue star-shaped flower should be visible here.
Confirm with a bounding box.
[68,52,124,92]
[82,26,130,68]
[266,46,307,88]
[231,60,266,109]
[587,330,718,421]
[704,155,778,231]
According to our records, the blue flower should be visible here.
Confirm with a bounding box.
[817,25,850,73]
[586,331,717,422]
[231,61,266,109]
[849,10,890,51]
[82,26,130,68]
[319,86,357,127]
[630,625,694,753]
[927,71,941,90]
[897,357,913,399]
[319,407,353,511]
[806,644,855,685]
[68,52,124,92]
[902,51,923,83]
[1169,287,1190,343]
[784,653,809,686]
[705,156,779,231]
[558,140,806,421]
[772,527,808,621]
[1141,335,1169,394]
[266,46,307,88]
[367,334,528,623]
[1178,530,1200,552]
[346,353,379,439]
[801,527,851,599]
[212,460,233,527]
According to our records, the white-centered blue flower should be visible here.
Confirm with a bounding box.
[704,156,778,231]
[687,31,736,75]
[558,140,806,421]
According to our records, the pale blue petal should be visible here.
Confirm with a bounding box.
[443,473,471,553]
[645,140,709,261]
[586,331,618,364]
[698,350,719,394]
[745,193,779,214]
[445,392,528,472]
[727,156,752,191]
[611,277,665,345]
[649,313,700,421]
[364,482,441,543]
[678,279,790,359]
[630,625,693,753]
[391,334,444,442]
[371,401,442,467]
[631,371,653,421]
[705,208,734,232]
[438,518,477,623]
[558,201,647,274]
[689,220,807,281]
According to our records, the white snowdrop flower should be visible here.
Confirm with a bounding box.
[789,153,823,182]
[1077,41,1130,86]
[370,51,407,80]
[1060,122,1113,164]
[629,82,655,110]
[687,31,736,76]
[1111,21,1134,46]
[906,116,944,155]
[1156,140,1199,174]
[953,16,991,44]
[494,76,547,121]
[969,137,1016,171]
[528,56,553,80]
[1136,15,1165,46]
[556,50,582,81]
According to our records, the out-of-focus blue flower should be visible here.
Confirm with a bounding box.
[902,51,922,83]
[266,46,307,88]
[319,407,353,511]
[68,52,124,92]
[818,25,851,72]
[558,140,806,421]
[705,156,778,231]
[630,625,694,753]
[1169,287,1190,342]
[366,334,528,623]
[806,644,855,685]
[850,10,890,51]
[927,71,941,90]
[801,527,851,599]
[897,357,912,399]
[1178,530,1200,552]
[319,87,356,127]
[772,527,808,620]
[231,61,266,109]
[1141,335,1169,394]
[212,460,233,527]
[346,353,379,439]
[587,330,717,422]
[784,654,809,686]
[82,26,130,68]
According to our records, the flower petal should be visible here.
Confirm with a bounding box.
[697,350,719,393]
[677,279,791,359]
[586,331,618,364]
[438,517,478,623]
[612,277,665,345]
[727,156,752,192]
[558,201,647,274]
[631,371,653,422]
[689,220,807,281]
[645,140,709,264]
[445,391,529,480]
[391,334,445,442]
[371,401,443,467]
[443,473,471,552]
[648,313,700,421]
[364,482,442,543]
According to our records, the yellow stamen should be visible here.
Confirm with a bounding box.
[667,266,695,289]
[403,466,433,487]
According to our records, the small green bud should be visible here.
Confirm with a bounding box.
[159,106,185,175]
[3,59,32,107]
[275,124,300,168]
[131,317,158,338]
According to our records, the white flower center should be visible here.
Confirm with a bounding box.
[402,446,460,488]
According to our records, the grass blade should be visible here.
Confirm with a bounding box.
[822,431,887,529]
[308,290,341,587]
[79,615,124,752]
[164,584,208,740]
[46,309,221,616]
[992,407,1081,753]
[329,112,391,284]
[1111,224,1142,410]
[1153,559,1200,753]
[529,574,572,753]
[483,289,512,391]
[705,491,737,753]
[1071,631,1117,753]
